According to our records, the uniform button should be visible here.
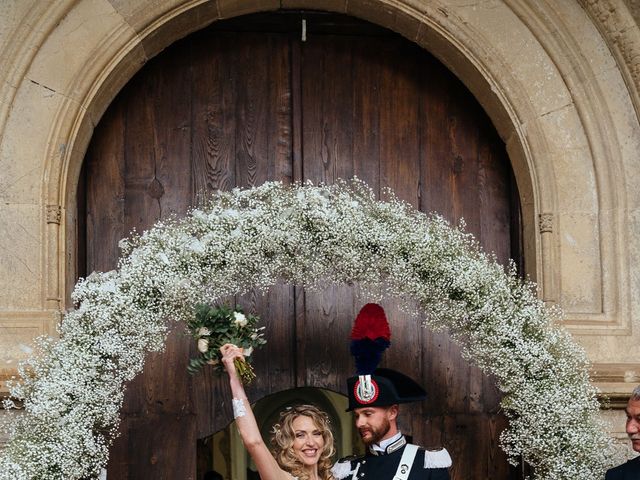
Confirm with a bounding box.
[362,460,366,464]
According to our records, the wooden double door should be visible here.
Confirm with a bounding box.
[80,12,524,480]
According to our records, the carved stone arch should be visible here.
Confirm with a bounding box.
[1,0,639,397]
[1,0,639,470]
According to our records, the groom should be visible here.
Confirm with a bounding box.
[332,304,451,480]
[605,385,640,479]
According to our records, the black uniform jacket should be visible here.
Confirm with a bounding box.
[332,436,450,480]
[605,456,640,480]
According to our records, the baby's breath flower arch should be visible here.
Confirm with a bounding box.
[0,180,617,479]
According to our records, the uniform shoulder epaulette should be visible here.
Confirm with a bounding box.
[422,446,452,468]
[331,455,364,479]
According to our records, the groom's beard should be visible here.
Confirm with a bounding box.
[359,418,391,446]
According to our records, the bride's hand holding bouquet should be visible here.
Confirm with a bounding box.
[220,343,248,380]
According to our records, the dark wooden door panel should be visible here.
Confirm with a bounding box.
[81,12,523,479]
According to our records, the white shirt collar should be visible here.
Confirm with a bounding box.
[371,431,403,452]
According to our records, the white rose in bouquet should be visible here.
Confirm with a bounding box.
[197,338,209,353]
[198,327,211,336]
[233,311,248,327]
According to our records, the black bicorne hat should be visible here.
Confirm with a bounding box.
[346,304,427,411]
[346,368,427,411]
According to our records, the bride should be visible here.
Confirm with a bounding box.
[220,344,336,480]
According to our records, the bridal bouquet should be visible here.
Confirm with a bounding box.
[187,304,266,383]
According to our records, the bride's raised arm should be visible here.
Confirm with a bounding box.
[220,343,293,480]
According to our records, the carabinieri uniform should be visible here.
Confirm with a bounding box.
[340,304,453,480]
[332,434,451,480]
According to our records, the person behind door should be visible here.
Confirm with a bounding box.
[220,343,336,480]
[332,304,451,480]
[605,385,640,479]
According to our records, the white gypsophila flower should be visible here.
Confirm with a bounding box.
[187,238,205,254]
[233,311,247,327]
[0,179,620,479]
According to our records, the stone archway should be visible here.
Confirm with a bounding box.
[6,0,627,340]
[1,0,640,462]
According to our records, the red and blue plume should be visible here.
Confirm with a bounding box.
[350,303,391,375]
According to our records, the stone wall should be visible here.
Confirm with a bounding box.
[0,0,639,444]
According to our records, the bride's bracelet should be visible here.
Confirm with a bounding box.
[232,398,247,418]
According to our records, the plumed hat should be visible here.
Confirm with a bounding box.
[346,304,427,411]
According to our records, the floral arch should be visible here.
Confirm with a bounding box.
[0,180,615,479]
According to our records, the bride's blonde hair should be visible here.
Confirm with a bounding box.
[270,404,335,480]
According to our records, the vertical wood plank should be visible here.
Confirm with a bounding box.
[189,32,239,438]
[85,101,126,273]
[269,34,294,184]
[106,40,198,479]
[191,33,237,198]
[478,131,511,266]
[112,68,159,421]
[301,287,355,392]
[376,40,424,440]
[122,72,160,235]
[291,38,303,184]
[108,415,197,480]
[448,100,481,235]
[301,35,354,182]
[228,33,292,186]
[420,55,456,222]
[235,33,269,189]
[153,41,193,219]
[118,47,195,414]
[232,32,297,401]
[379,39,420,206]
[299,33,356,393]
[144,47,197,471]
[477,121,511,413]
[352,38,381,193]
[241,285,297,399]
